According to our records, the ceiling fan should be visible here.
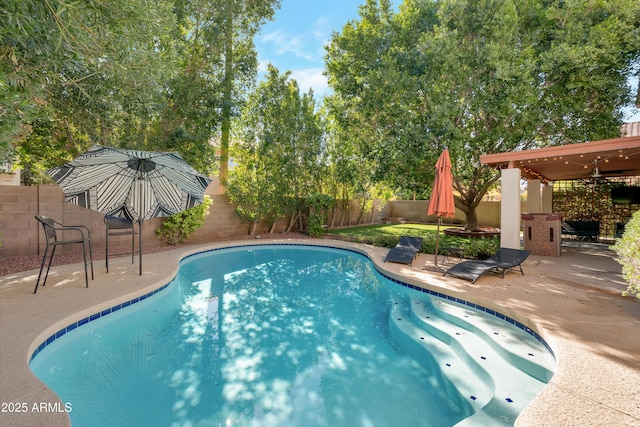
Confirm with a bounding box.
[584,159,633,179]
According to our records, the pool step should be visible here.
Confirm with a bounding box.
[388,298,488,420]
[416,298,555,383]
[388,294,555,427]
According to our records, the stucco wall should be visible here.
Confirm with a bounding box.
[387,199,512,228]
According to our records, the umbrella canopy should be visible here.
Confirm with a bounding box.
[427,149,455,218]
[49,145,211,221]
[427,149,456,268]
[48,145,212,274]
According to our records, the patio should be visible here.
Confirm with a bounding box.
[480,125,640,249]
[1,238,638,426]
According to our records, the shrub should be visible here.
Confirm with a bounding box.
[613,210,640,298]
[371,235,402,249]
[157,196,212,245]
[307,213,324,238]
[463,237,500,260]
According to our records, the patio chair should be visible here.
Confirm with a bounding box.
[443,248,530,284]
[384,236,424,266]
[104,215,137,273]
[34,215,94,294]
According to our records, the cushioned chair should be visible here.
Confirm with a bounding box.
[443,248,530,284]
[34,215,94,294]
[104,215,137,273]
[384,236,423,266]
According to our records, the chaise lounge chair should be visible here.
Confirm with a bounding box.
[384,236,424,266]
[442,248,530,283]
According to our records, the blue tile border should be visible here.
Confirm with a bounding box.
[29,282,170,364]
[29,242,555,364]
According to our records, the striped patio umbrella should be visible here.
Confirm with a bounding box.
[48,145,211,274]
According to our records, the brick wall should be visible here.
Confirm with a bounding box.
[1,185,506,259]
[522,213,562,256]
[0,185,39,257]
[0,185,167,258]
[0,186,373,258]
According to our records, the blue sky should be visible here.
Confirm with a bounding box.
[255,0,398,98]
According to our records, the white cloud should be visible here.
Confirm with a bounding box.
[290,68,329,97]
[257,60,270,73]
[255,65,330,98]
[259,30,318,62]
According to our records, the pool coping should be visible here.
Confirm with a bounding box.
[1,238,639,427]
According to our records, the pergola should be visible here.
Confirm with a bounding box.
[479,126,640,249]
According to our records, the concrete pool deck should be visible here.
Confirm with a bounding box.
[1,238,639,426]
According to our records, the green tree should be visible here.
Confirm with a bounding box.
[229,65,324,234]
[1,0,175,159]
[325,0,437,199]
[208,0,282,192]
[325,0,640,230]
[613,210,640,299]
[3,0,283,181]
[150,0,279,177]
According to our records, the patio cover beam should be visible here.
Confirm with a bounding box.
[480,135,640,183]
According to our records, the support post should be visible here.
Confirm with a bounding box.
[542,184,554,213]
[527,179,541,213]
[500,168,522,249]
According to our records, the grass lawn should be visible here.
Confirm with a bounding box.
[325,223,499,259]
[325,223,446,238]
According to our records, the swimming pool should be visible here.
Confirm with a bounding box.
[30,244,555,426]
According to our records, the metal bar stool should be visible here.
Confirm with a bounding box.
[104,215,137,273]
[34,215,94,294]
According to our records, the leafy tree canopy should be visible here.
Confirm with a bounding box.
[228,64,324,234]
[325,0,640,230]
[1,0,175,162]
[1,0,280,181]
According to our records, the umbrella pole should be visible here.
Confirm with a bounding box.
[139,219,143,275]
[434,217,441,267]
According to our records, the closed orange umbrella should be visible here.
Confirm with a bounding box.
[427,149,455,267]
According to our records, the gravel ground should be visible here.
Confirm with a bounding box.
[0,232,312,277]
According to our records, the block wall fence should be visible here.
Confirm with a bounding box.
[0,185,506,259]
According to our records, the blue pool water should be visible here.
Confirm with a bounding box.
[30,245,555,427]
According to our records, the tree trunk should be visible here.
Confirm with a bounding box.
[463,207,480,231]
[456,199,480,231]
[249,221,257,236]
[219,11,234,194]
[455,186,484,231]
[330,205,336,228]
[286,212,299,232]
